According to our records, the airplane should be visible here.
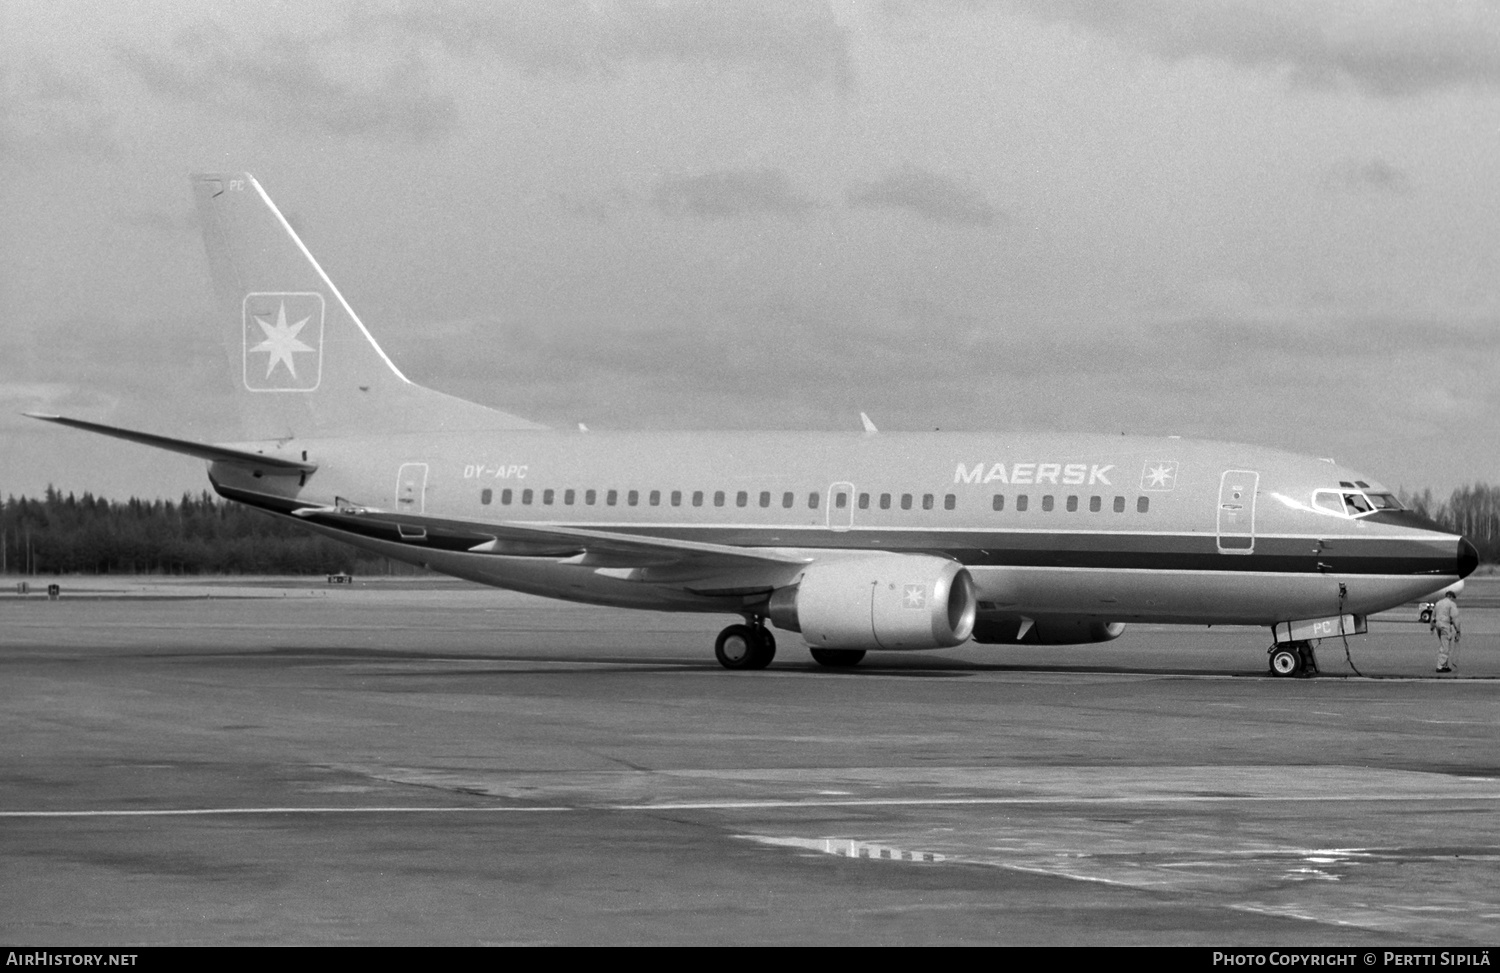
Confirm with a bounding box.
[29,173,1479,677]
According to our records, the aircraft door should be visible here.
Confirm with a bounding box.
[396,462,429,515]
[827,482,854,531]
[1217,469,1258,554]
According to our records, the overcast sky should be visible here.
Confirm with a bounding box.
[2,0,1497,501]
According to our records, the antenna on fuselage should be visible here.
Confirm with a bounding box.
[860,412,878,434]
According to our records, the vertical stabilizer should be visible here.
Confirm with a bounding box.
[191,173,542,439]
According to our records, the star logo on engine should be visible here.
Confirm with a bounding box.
[242,292,324,391]
[903,583,927,609]
[1140,460,1179,491]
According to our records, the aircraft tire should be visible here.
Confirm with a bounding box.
[810,648,866,668]
[1268,646,1302,677]
[745,628,776,670]
[716,624,773,670]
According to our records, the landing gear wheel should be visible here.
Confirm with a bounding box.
[1269,646,1302,677]
[715,624,775,670]
[810,648,866,668]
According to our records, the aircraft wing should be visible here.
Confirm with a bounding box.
[25,414,317,474]
[275,499,812,593]
[287,501,806,567]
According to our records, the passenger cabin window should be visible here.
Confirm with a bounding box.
[737,491,748,508]
[565,489,576,505]
[835,493,848,509]
[900,494,912,510]
[808,493,819,509]
[1016,494,1029,512]
[522,489,533,505]
[543,489,554,505]
[606,489,617,506]
[858,493,870,510]
[1137,496,1150,513]
[714,491,725,507]
[921,494,933,510]
[1089,495,1101,512]
[649,490,661,506]
[627,490,638,506]
[1066,495,1078,512]
[992,494,1005,511]
[481,488,493,505]
[671,490,682,507]
[585,489,596,505]
[1041,495,1054,512]
[944,494,956,511]
[880,493,892,510]
[760,491,771,508]
[782,492,793,508]
[1113,496,1124,513]
[693,491,704,507]
[502,488,513,505]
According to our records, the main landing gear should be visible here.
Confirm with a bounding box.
[715,621,776,670]
[1268,640,1319,678]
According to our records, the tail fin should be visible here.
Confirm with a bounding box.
[191,173,542,439]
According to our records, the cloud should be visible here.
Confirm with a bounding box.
[368,0,854,90]
[649,169,819,220]
[1327,158,1412,195]
[1001,0,1500,98]
[117,23,455,144]
[846,166,1002,226]
[0,61,120,158]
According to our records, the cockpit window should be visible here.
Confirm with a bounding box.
[1312,490,1347,516]
[1312,488,1401,517]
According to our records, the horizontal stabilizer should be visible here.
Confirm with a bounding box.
[25,413,317,473]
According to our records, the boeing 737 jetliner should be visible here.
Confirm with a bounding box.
[30,174,1478,675]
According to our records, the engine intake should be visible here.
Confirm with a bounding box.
[767,555,977,651]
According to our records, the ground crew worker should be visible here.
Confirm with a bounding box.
[1433,590,1460,673]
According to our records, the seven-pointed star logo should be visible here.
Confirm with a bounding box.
[903,583,927,609]
[1140,460,1179,491]
[250,301,315,379]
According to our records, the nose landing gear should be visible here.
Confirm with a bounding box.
[1268,640,1318,678]
[714,621,777,670]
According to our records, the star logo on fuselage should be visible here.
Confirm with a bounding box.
[1140,460,1180,491]
[251,302,314,379]
[903,583,927,609]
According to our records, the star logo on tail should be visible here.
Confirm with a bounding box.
[251,303,314,379]
[242,292,324,391]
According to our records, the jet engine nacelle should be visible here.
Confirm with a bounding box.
[971,616,1126,645]
[767,555,977,651]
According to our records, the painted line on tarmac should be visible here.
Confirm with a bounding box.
[613,792,1500,811]
[0,805,572,818]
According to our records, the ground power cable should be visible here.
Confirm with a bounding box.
[1338,582,1362,676]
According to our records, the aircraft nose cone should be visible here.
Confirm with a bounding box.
[1458,538,1479,579]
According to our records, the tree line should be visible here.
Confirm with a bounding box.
[0,482,1495,577]
[0,487,407,576]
